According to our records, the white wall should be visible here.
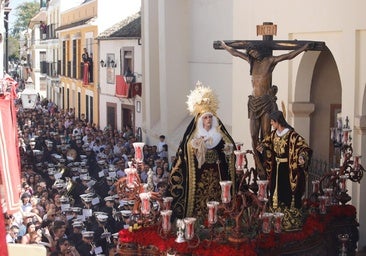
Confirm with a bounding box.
[142,0,235,149]
[189,0,234,131]
[99,38,142,131]
[98,0,141,33]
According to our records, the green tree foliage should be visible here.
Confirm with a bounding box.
[8,36,20,61]
[11,1,40,38]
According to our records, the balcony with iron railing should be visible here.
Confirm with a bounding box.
[306,158,329,198]
[40,61,59,78]
[40,23,58,40]
[58,61,94,84]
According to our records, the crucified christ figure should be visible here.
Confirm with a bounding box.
[220,41,312,176]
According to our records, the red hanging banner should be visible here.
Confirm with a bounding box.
[116,75,130,98]
[0,98,21,214]
[83,63,89,86]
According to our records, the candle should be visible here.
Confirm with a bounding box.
[184,217,196,240]
[273,212,284,233]
[160,210,172,233]
[234,150,245,170]
[207,201,219,225]
[257,180,269,201]
[219,181,232,203]
[238,154,243,168]
[133,142,145,163]
[209,206,215,223]
[139,192,151,215]
[318,196,328,214]
[125,168,137,187]
[163,197,173,210]
[311,180,320,193]
[261,213,273,234]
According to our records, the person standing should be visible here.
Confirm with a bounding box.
[82,48,90,85]
[157,135,167,158]
[159,144,169,161]
[256,110,312,210]
[76,231,95,255]
[6,225,19,243]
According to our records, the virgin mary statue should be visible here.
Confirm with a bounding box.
[169,82,236,220]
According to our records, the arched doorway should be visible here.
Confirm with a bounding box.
[356,83,366,250]
[292,48,342,194]
[309,50,342,167]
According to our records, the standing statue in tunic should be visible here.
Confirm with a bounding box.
[256,111,312,210]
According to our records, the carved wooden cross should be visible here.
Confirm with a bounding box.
[213,22,326,179]
[213,22,326,52]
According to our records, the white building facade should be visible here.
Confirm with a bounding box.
[98,13,143,132]
[29,10,47,99]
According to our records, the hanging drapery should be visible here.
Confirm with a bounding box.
[116,75,130,98]
[83,62,89,86]
[0,77,21,214]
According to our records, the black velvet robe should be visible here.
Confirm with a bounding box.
[261,129,312,209]
[168,115,236,220]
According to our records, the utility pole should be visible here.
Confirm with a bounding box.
[4,6,11,74]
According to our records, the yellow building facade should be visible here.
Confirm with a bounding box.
[57,0,99,125]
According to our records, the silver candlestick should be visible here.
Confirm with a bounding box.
[175,219,186,243]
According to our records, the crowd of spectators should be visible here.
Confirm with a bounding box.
[4,99,171,256]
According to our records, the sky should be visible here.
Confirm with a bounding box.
[9,0,31,28]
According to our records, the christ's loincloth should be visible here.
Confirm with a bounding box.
[248,93,278,119]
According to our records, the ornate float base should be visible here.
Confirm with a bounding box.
[269,206,305,231]
[117,243,161,256]
[227,235,248,244]
[117,205,359,256]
